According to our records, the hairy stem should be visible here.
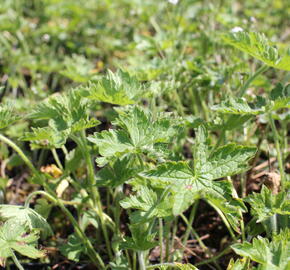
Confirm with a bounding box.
[79,131,113,260]
[268,113,285,189]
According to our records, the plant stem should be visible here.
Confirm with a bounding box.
[182,201,198,247]
[0,134,44,184]
[208,201,236,241]
[11,252,24,270]
[79,131,99,205]
[24,190,57,208]
[79,131,113,260]
[165,221,171,261]
[51,148,63,170]
[269,214,277,235]
[238,65,269,97]
[195,246,231,267]
[0,134,105,268]
[138,251,146,270]
[133,251,137,270]
[268,113,285,189]
[159,218,164,264]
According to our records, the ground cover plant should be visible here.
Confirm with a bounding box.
[0,0,289,269]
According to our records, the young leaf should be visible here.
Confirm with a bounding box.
[244,186,290,223]
[26,90,99,148]
[120,224,158,251]
[0,205,52,238]
[269,83,290,111]
[0,220,44,262]
[88,106,180,164]
[0,104,19,129]
[96,157,136,187]
[79,69,145,105]
[211,97,264,115]
[226,258,253,270]
[21,127,68,149]
[231,229,290,270]
[223,31,290,71]
[59,233,86,262]
[120,186,172,223]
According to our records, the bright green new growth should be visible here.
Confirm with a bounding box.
[223,31,290,71]
[89,105,180,165]
[212,83,289,116]
[245,186,290,223]
[120,223,158,251]
[120,186,173,223]
[79,69,145,105]
[211,97,264,115]
[22,90,99,148]
[0,104,19,129]
[231,229,290,270]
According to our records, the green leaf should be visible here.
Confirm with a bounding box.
[245,186,290,223]
[88,106,180,164]
[120,223,158,251]
[231,229,290,270]
[142,126,253,227]
[26,90,100,148]
[269,84,290,111]
[89,129,133,159]
[0,104,19,129]
[34,198,52,220]
[96,157,136,187]
[21,127,68,149]
[120,186,172,223]
[59,233,86,262]
[142,161,247,225]
[80,69,145,105]
[0,205,52,238]
[226,258,253,270]
[60,54,94,83]
[223,31,290,71]
[199,144,256,180]
[212,97,265,115]
[0,220,44,261]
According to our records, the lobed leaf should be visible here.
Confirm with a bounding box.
[0,104,19,129]
[89,106,180,164]
[0,205,52,238]
[0,220,44,262]
[211,97,265,115]
[200,144,256,180]
[245,186,290,223]
[231,229,290,270]
[79,69,145,105]
[223,31,290,71]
